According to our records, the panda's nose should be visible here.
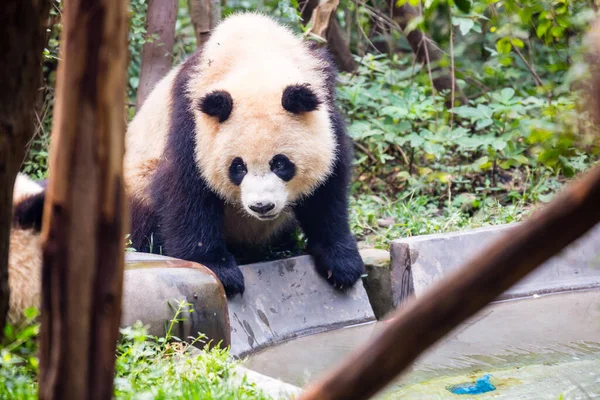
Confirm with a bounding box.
[249,202,275,215]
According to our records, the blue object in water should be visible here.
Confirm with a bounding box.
[447,374,496,395]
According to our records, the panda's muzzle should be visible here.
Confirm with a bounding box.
[249,202,275,216]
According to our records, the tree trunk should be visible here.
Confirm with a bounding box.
[300,0,356,73]
[136,0,178,110]
[0,0,51,339]
[188,0,221,49]
[38,0,129,398]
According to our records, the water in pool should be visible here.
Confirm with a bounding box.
[244,290,600,399]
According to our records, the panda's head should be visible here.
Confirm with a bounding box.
[188,14,338,221]
[196,84,334,220]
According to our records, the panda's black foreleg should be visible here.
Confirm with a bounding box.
[294,170,364,290]
[153,167,245,297]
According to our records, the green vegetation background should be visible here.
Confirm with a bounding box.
[28,0,600,249]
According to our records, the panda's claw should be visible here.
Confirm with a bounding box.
[310,237,365,291]
[209,262,245,298]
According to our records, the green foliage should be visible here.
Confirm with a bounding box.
[114,300,273,400]
[128,0,151,107]
[21,0,600,246]
[0,302,274,400]
[0,309,40,400]
[333,0,600,244]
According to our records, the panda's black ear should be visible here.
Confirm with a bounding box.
[199,90,233,122]
[13,191,45,232]
[282,84,321,114]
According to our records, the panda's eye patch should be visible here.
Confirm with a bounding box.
[270,154,295,182]
[199,90,233,122]
[229,157,247,186]
[282,83,321,114]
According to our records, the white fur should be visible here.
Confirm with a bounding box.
[13,173,44,203]
[124,12,337,244]
[240,172,289,220]
[9,173,44,325]
[187,13,337,204]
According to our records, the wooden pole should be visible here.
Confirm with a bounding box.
[135,0,178,110]
[301,0,356,73]
[38,0,129,398]
[0,0,51,339]
[188,0,221,49]
[299,163,600,399]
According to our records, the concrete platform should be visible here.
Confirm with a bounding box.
[122,251,376,357]
[228,254,375,357]
[387,222,600,311]
[122,252,231,348]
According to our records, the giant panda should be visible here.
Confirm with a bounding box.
[124,12,364,297]
[7,173,46,325]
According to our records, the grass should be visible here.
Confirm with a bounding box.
[350,191,531,249]
[347,168,570,248]
[0,301,276,400]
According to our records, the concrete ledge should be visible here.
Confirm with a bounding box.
[123,251,375,358]
[228,255,375,357]
[390,222,600,305]
[122,252,231,348]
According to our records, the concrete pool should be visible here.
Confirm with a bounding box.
[245,289,600,398]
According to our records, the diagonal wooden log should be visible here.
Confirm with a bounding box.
[38,0,129,399]
[0,0,51,340]
[299,164,600,400]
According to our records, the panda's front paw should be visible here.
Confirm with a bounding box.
[310,237,364,290]
[207,260,245,298]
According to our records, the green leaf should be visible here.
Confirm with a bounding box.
[510,38,524,48]
[491,138,507,151]
[496,38,512,55]
[453,17,475,36]
[473,156,490,170]
[513,155,530,165]
[451,105,480,119]
[536,20,551,38]
[129,76,139,89]
[380,106,409,119]
[455,136,486,150]
[551,26,564,38]
[520,7,534,24]
[500,88,515,103]
[475,118,494,130]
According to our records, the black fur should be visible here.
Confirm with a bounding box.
[270,154,295,182]
[199,90,233,122]
[228,157,247,186]
[137,53,245,297]
[293,110,364,289]
[130,43,364,297]
[282,84,321,114]
[13,191,45,232]
[129,196,161,253]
